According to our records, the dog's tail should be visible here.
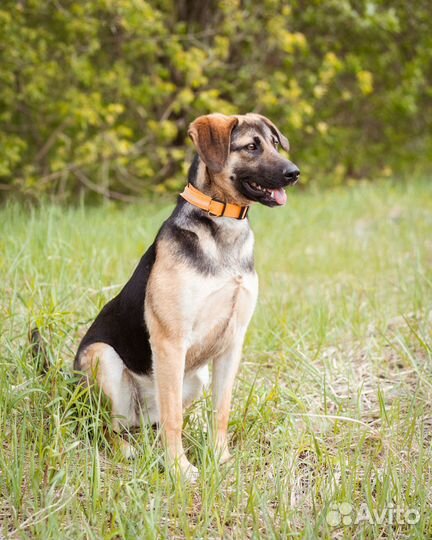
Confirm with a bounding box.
[29,326,49,374]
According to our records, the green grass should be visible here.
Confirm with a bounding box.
[1,179,431,539]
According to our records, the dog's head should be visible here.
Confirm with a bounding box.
[188,113,299,207]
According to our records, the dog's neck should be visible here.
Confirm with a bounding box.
[181,155,251,241]
[191,157,219,198]
[189,155,247,206]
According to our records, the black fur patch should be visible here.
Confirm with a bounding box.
[191,211,221,237]
[164,223,216,275]
[74,244,156,375]
[188,153,200,185]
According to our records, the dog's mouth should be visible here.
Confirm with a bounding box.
[243,180,288,206]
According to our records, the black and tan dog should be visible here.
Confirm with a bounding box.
[74,113,299,479]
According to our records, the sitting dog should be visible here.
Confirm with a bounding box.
[74,113,300,479]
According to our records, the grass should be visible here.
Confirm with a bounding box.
[0,178,431,539]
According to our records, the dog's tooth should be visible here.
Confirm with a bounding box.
[270,190,275,199]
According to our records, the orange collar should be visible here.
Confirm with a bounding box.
[180,183,249,220]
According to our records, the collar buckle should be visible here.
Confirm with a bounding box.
[208,197,226,217]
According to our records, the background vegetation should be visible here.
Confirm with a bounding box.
[1,0,431,201]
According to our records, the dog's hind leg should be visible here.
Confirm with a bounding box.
[76,342,139,457]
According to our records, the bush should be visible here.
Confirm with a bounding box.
[0,0,431,201]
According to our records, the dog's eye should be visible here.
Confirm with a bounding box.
[272,138,279,148]
[246,143,257,151]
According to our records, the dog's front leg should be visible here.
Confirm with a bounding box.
[152,337,197,480]
[212,334,245,463]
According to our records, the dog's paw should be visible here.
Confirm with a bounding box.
[172,457,199,483]
[219,449,233,464]
[182,462,199,483]
[118,438,137,460]
[215,442,233,464]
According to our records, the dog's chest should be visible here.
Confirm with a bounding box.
[184,269,258,370]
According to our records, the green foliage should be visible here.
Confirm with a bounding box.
[0,0,431,200]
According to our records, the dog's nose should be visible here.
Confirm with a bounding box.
[283,166,300,184]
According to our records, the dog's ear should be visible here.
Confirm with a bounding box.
[248,113,290,152]
[188,114,239,173]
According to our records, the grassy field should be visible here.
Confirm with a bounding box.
[0,179,431,539]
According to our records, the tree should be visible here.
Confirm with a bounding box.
[0,0,430,201]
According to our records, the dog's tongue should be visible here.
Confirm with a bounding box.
[274,187,287,206]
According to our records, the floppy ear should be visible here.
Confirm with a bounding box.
[249,113,290,152]
[188,114,239,173]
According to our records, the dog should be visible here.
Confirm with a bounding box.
[74,113,300,480]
